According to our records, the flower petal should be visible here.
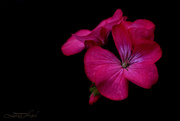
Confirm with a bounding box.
[74,9,123,48]
[110,9,123,23]
[74,27,108,46]
[61,29,91,56]
[84,46,121,82]
[129,40,162,64]
[101,9,123,33]
[84,46,128,100]
[95,9,123,30]
[95,67,129,100]
[128,28,154,46]
[129,19,155,32]
[95,17,112,29]
[124,62,158,89]
[95,66,129,100]
[112,22,132,62]
[123,20,133,28]
[124,19,155,46]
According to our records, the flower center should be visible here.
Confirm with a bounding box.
[122,60,129,68]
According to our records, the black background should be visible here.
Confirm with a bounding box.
[0,0,178,120]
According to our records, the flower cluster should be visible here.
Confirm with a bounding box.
[61,9,162,105]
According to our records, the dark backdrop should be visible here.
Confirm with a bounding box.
[0,0,177,120]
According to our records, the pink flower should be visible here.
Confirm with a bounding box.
[84,22,162,100]
[61,9,124,56]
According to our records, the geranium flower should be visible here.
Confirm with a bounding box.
[61,9,124,56]
[84,22,162,100]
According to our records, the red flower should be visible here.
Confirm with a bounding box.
[84,22,162,100]
[61,9,124,56]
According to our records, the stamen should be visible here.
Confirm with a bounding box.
[122,60,129,68]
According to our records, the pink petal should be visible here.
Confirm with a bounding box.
[111,9,123,22]
[124,62,158,89]
[95,17,112,29]
[123,20,133,28]
[93,9,123,37]
[129,40,162,64]
[99,27,109,44]
[84,46,128,100]
[74,9,123,48]
[124,19,155,46]
[73,27,108,46]
[112,22,132,62]
[130,19,155,32]
[101,9,123,32]
[95,9,123,29]
[84,46,121,82]
[89,93,100,105]
[128,28,154,46]
[61,29,91,56]
[95,66,129,100]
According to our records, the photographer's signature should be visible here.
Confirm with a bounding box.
[4,110,39,119]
